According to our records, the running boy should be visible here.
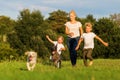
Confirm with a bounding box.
[75,22,108,66]
[46,35,65,67]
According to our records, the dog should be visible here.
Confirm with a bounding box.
[25,51,37,71]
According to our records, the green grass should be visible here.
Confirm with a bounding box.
[0,59,120,80]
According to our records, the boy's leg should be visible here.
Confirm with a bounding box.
[54,60,57,67]
[53,53,60,67]
[57,55,61,68]
[86,49,93,66]
[83,49,88,66]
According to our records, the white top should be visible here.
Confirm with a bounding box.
[82,32,96,49]
[65,21,82,38]
[53,41,65,55]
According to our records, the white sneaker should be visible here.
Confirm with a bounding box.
[89,61,93,66]
[50,56,52,60]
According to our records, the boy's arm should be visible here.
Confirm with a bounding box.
[95,35,108,46]
[60,45,66,51]
[60,47,66,51]
[75,38,83,50]
[46,35,54,44]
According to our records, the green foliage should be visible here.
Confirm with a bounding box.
[77,14,96,31]
[93,18,120,58]
[77,14,96,25]
[0,43,17,61]
[7,9,50,59]
[41,29,59,56]
[110,13,120,26]
[47,9,68,33]
[1,9,120,60]
[0,16,15,35]
[0,16,15,42]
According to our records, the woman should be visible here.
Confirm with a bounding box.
[65,10,83,67]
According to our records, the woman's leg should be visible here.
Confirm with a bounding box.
[69,38,78,66]
[67,37,80,66]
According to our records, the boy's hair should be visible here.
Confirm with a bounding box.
[69,10,77,16]
[58,36,64,41]
[85,22,92,29]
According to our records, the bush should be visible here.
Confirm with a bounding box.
[0,43,17,61]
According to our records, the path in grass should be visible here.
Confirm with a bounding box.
[0,59,120,80]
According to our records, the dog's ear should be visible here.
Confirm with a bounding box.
[32,52,37,57]
[35,52,37,56]
[25,51,29,55]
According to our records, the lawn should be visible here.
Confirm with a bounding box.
[0,59,120,80]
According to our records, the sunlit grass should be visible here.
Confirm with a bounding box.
[0,59,120,80]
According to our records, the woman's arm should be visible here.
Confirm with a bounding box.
[79,27,83,37]
[65,26,69,35]
[65,26,74,37]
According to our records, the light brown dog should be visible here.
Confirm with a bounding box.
[25,51,37,71]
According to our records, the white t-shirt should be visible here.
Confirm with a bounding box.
[65,21,82,38]
[82,32,96,49]
[53,41,65,55]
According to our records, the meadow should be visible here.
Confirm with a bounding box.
[0,59,120,80]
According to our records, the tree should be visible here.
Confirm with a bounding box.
[47,10,68,33]
[93,18,120,58]
[0,16,15,42]
[78,14,96,24]
[8,9,50,59]
[110,13,120,27]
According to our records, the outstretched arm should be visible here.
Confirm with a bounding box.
[46,35,54,44]
[75,38,83,50]
[95,35,108,46]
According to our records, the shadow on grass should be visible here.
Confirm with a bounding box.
[19,68,28,71]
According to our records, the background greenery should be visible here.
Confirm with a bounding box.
[0,9,120,61]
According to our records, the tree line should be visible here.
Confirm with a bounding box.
[0,9,120,61]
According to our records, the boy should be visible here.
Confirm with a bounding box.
[75,22,108,66]
[46,35,65,67]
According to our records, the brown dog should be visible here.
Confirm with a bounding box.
[25,51,37,71]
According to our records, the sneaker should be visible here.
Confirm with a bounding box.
[72,64,76,68]
[49,56,52,60]
[89,61,93,66]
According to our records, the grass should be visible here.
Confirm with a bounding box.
[0,59,120,80]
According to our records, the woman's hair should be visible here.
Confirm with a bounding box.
[69,10,77,16]
[85,22,92,29]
